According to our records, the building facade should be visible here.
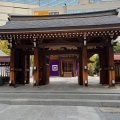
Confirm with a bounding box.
[0,1,39,26]
[33,0,120,15]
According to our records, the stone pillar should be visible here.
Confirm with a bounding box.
[62,4,67,14]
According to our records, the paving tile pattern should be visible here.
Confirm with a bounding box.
[0,104,104,120]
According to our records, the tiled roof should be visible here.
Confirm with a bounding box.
[0,50,10,62]
[0,9,120,31]
[0,16,120,29]
[0,56,10,62]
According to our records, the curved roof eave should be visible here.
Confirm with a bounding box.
[0,24,120,34]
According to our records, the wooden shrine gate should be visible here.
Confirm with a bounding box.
[0,9,120,87]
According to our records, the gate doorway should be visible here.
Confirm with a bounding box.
[49,54,78,86]
[62,60,74,77]
[88,54,100,86]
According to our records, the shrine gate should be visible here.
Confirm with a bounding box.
[0,9,120,87]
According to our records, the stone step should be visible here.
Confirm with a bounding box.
[0,93,119,100]
[0,99,120,107]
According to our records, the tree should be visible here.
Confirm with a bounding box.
[88,54,99,76]
[114,42,120,53]
[88,55,96,75]
[94,55,99,75]
[0,40,10,55]
[30,55,34,67]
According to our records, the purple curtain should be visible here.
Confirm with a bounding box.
[50,60,59,76]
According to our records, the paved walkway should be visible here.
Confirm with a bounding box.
[0,104,120,120]
[0,76,120,93]
[0,104,105,120]
[0,76,119,120]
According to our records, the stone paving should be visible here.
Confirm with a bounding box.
[0,103,120,120]
[0,76,119,120]
[100,107,120,120]
[0,76,119,93]
[0,104,104,120]
[102,112,120,120]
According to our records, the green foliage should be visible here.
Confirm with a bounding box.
[88,55,96,75]
[0,40,10,55]
[0,40,34,67]
[88,54,99,76]
[30,55,34,67]
[94,55,99,74]
[114,42,120,53]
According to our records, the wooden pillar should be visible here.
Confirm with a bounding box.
[21,52,26,84]
[45,56,50,84]
[10,48,16,86]
[59,57,61,76]
[26,55,30,84]
[39,53,46,85]
[14,49,22,84]
[99,53,102,84]
[82,43,88,86]
[78,51,83,85]
[73,58,76,77]
[33,47,40,86]
[60,59,63,77]
[99,51,108,85]
[22,54,30,84]
[107,40,115,87]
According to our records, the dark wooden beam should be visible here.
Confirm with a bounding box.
[38,42,81,48]
[42,49,79,55]
[87,42,109,47]
[15,45,33,49]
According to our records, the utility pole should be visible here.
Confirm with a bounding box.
[39,0,40,6]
